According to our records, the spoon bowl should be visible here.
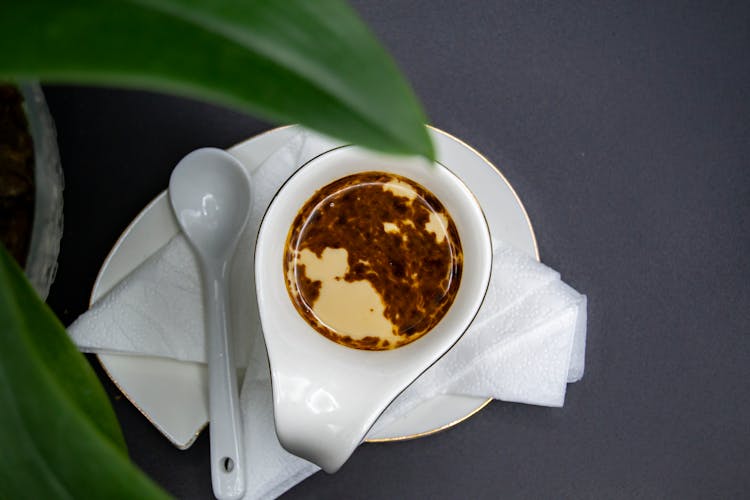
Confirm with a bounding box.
[169,148,251,261]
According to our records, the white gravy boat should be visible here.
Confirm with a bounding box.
[255,146,491,472]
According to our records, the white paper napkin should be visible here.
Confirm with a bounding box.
[68,131,587,499]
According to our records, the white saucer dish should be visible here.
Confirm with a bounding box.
[91,125,538,448]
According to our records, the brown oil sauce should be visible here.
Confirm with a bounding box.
[284,171,463,350]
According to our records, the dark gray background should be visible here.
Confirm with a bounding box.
[43,0,749,498]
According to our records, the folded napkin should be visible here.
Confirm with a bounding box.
[69,131,587,499]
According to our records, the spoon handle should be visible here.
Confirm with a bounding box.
[204,263,245,500]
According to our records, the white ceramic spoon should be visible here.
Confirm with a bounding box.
[169,148,250,500]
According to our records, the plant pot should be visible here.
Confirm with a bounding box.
[0,83,63,300]
[22,83,63,300]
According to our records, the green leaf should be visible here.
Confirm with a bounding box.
[0,245,171,499]
[0,0,434,159]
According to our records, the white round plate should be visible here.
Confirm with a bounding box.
[92,125,538,449]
